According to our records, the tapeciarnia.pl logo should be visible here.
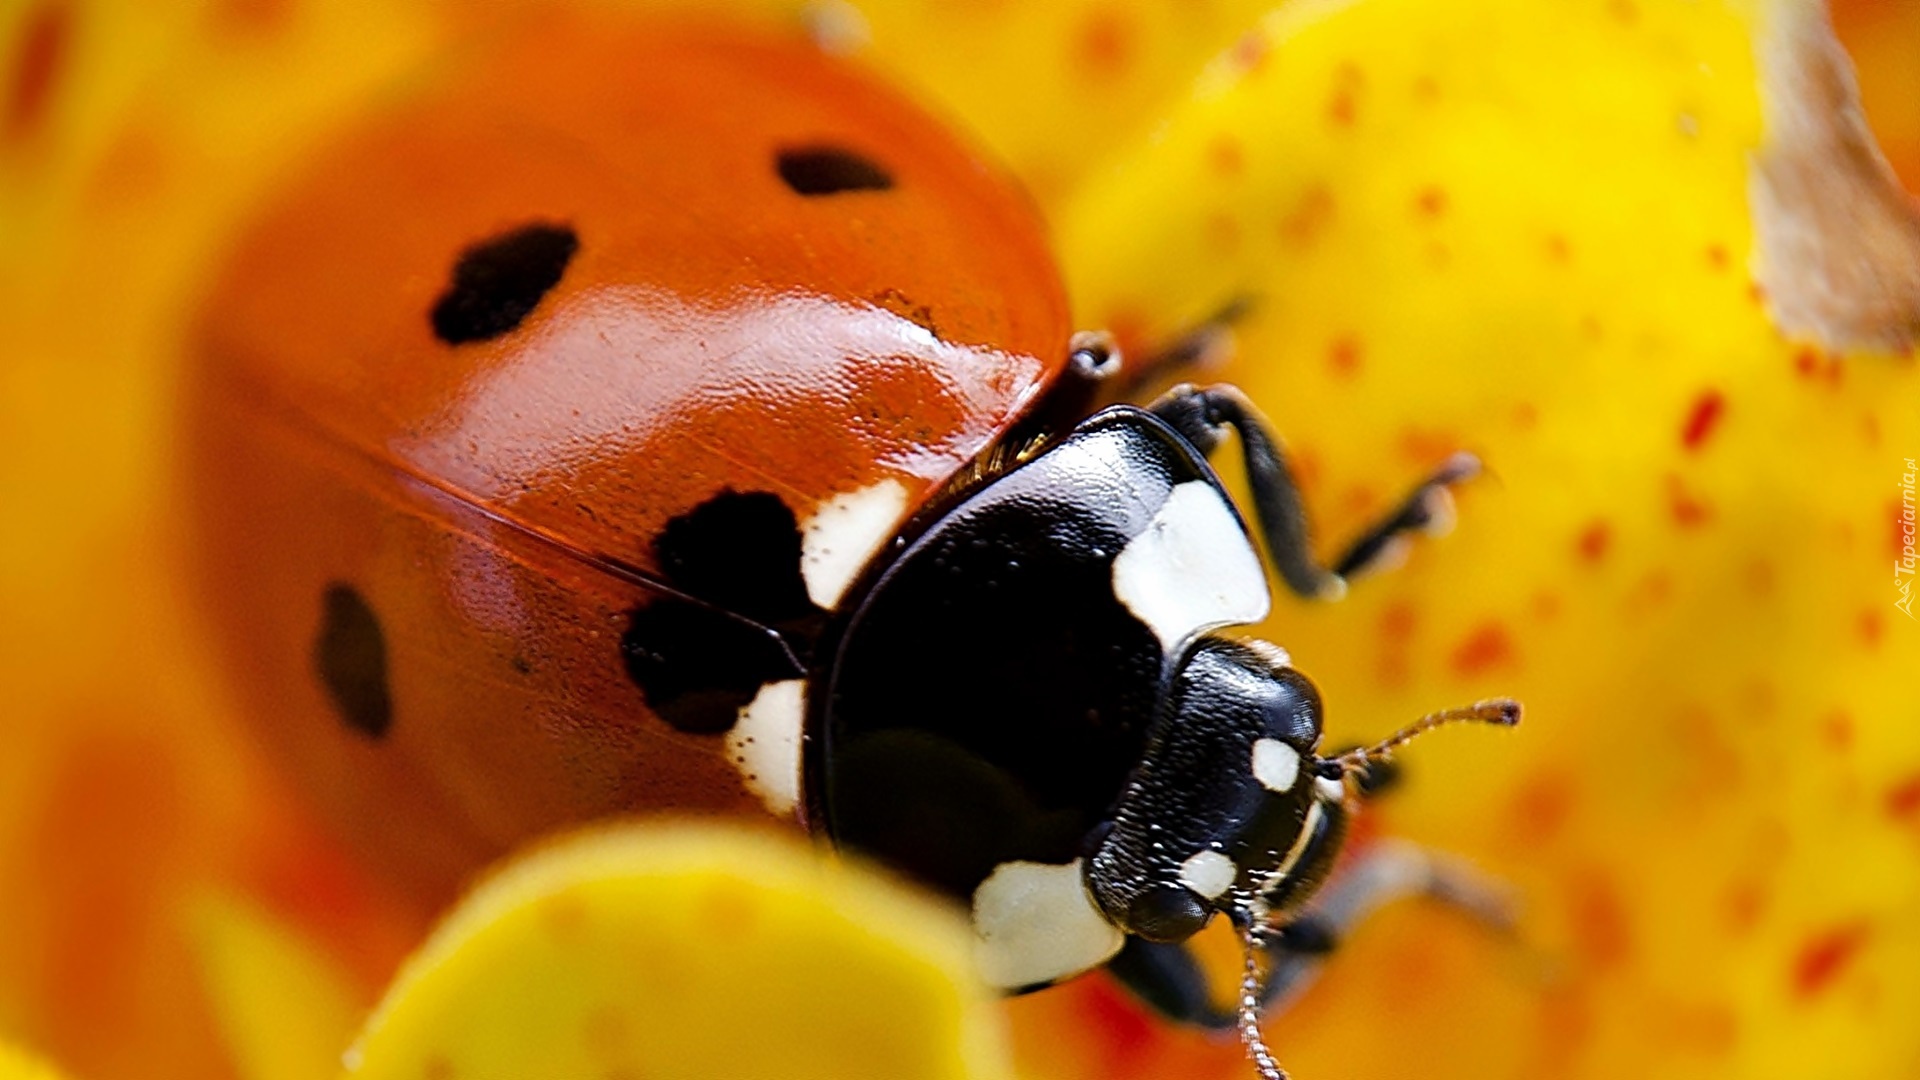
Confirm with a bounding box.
[1898,458,1916,619]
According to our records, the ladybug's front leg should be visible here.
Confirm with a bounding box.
[1147,384,1480,600]
[1106,839,1516,1029]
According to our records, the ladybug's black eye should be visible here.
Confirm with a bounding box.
[1127,883,1211,944]
[776,146,893,195]
[430,222,578,344]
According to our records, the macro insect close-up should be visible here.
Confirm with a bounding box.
[1,2,1916,1079]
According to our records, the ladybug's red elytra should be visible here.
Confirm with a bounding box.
[187,13,1516,1076]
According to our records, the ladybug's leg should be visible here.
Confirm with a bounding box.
[1252,839,1516,1015]
[1106,840,1514,1029]
[1147,384,1479,600]
[1109,297,1253,400]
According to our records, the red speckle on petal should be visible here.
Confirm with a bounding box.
[1397,426,1461,467]
[1821,709,1855,751]
[1504,769,1575,849]
[1724,879,1768,936]
[1075,10,1134,78]
[1377,601,1416,686]
[1627,568,1676,613]
[1207,136,1244,178]
[1532,987,1595,1076]
[1576,520,1611,563]
[1339,483,1377,519]
[1380,601,1417,643]
[1859,609,1885,649]
[1450,621,1516,676]
[1705,244,1731,272]
[1569,869,1633,970]
[1327,335,1362,378]
[1230,30,1270,75]
[1415,185,1449,218]
[1676,705,1745,799]
[1667,474,1712,528]
[1654,999,1738,1057]
[1680,390,1726,451]
[1279,183,1336,249]
[1885,774,1920,821]
[1792,346,1845,385]
[6,0,71,144]
[1545,234,1572,263]
[1792,923,1870,1000]
[1328,63,1363,127]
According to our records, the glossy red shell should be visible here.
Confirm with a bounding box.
[187,14,1071,904]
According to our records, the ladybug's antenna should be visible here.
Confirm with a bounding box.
[1332,698,1521,778]
[1235,915,1289,1080]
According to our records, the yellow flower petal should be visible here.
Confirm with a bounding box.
[0,1044,71,1080]
[187,893,370,1080]
[345,822,1012,1080]
[851,0,1272,202]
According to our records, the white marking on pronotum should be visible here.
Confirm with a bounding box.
[800,478,909,610]
[725,679,805,817]
[971,859,1124,990]
[1251,738,1301,794]
[1111,480,1270,651]
[1315,775,1348,804]
[1179,850,1239,900]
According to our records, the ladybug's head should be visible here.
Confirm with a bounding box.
[1084,636,1518,944]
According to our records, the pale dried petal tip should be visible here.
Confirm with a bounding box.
[1750,0,1920,356]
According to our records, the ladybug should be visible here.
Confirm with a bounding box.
[186,12,1515,1072]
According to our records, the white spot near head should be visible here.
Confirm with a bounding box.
[971,859,1123,990]
[1111,480,1270,652]
[1179,850,1238,900]
[1251,738,1301,794]
[800,479,909,610]
[725,679,805,818]
[1316,774,1348,804]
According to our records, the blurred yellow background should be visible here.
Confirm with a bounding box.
[1,1,1917,1078]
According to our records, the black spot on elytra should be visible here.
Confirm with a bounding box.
[776,146,893,195]
[655,490,817,625]
[621,489,831,735]
[314,583,392,739]
[430,222,578,344]
[622,601,803,735]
